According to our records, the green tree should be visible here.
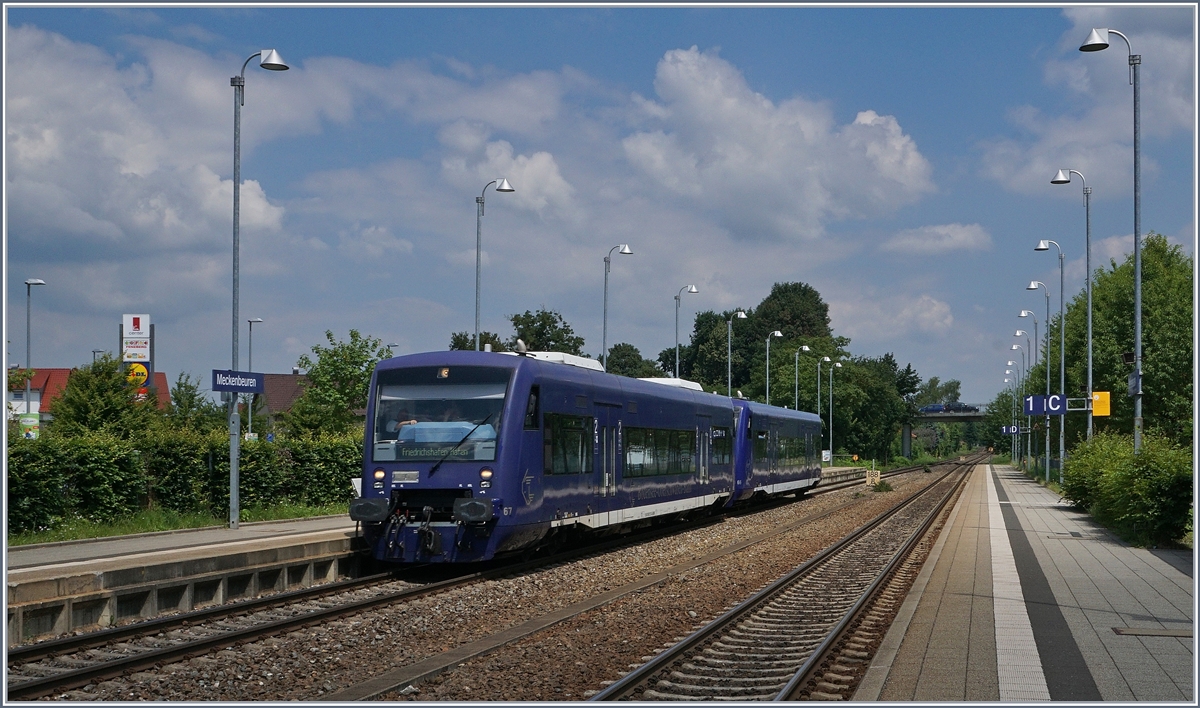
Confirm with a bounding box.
[914,376,962,406]
[507,308,586,355]
[45,354,160,439]
[284,330,389,436]
[1055,233,1192,447]
[167,372,226,433]
[607,343,664,378]
[449,331,507,352]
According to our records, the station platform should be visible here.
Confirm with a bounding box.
[856,463,1194,702]
[6,515,363,645]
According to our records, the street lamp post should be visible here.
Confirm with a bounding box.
[1081,27,1142,451]
[765,331,783,405]
[247,317,263,438]
[675,285,698,378]
[830,362,842,460]
[794,345,811,410]
[1020,310,1048,479]
[1035,239,1066,481]
[1017,331,1036,475]
[475,178,514,351]
[24,278,45,415]
[1053,169,1094,438]
[817,356,830,430]
[601,244,633,369]
[1012,344,1027,468]
[1008,360,1019,461]
[92,349,104,363]
[726,311,747,396]
[230,48,288,530]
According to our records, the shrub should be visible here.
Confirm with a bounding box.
[6,436,70,534]
[57,433,144,524]
[1065,432,1193,546]
[139,428,211,513]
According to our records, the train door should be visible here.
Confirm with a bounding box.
[696,415,711,485]
[595,403,620,499]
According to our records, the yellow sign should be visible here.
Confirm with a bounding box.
[1092,391,1110,417]
[126,363,149,386]
[852,454,858,461]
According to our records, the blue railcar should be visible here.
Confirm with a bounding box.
[350,350,822,563]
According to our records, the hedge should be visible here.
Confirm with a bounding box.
[6,432,364,535]
[1062,431,1193,546]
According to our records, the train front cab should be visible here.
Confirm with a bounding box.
[351,353,544,564]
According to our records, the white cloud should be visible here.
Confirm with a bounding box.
[830,292,955,342]
[981,7,1193,195]
[622,47,934,241]
[881,223,992,255]
[338,225,414,261]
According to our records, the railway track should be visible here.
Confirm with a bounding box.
[5,506,738,701]
[591,453,983,701]
[7,456,973,701]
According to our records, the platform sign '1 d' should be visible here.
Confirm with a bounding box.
[1000,425,1020,435]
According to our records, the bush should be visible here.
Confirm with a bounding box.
[1064,432,1193,546]
[6,436,70,534]
[140,428,212,513]
[57,433,144,524]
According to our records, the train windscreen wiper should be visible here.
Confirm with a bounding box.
[428,413,494,477]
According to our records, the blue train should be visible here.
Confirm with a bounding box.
[349,349,823,563]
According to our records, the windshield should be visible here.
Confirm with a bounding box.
[372,365,511,462]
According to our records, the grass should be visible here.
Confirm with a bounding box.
[7,502,349,547]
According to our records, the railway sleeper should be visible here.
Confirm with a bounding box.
[642,688,778,701]
[713,638,820,650]
[670,671,790,685]
[693,654,808,668]
[649,680,786,697]
[680,663,797,677]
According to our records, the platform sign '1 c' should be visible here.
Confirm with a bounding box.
[1024,394,1066,416]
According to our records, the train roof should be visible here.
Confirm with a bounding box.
[742,399,822,424]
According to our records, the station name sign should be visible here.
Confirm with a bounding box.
[212,370,264,393]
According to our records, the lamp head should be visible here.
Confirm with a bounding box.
[1007,360,1016,366]
[735,310,747,319]
[1027,280,1041,290]
[1006,370,1013,375]
[1035,240,1051,251]
[496,178,514,192]
[248,317,263,324]
[1019,310,1033,317]
[800,345,811,352]
[1011,344,1021,350]
[1015,330,1026,337]
[687,284,698,294]
[1080,28,1110,52]
[1051,169,1072,184]
[24,278,45,286]
[259,49,289,71]
[618,244,632,255]
[822,356,831,362]
[1004,378,1011,384]
[770,330,783,338]
[834,362,842,368]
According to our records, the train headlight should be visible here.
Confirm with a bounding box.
[479,467,494,480]
[373,468,386,481]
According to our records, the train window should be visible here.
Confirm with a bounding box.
[753,430,770,467]
[624,427,695,477]
[524,387,540,429]
[712,427,732,466]
[544,413,593,475]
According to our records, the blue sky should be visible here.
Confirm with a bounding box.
[5,4,1195,404]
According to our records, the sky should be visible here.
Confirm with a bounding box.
[4,3,1196,405]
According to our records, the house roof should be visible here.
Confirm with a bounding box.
[8,367,170,409]
[261,373,309,415]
